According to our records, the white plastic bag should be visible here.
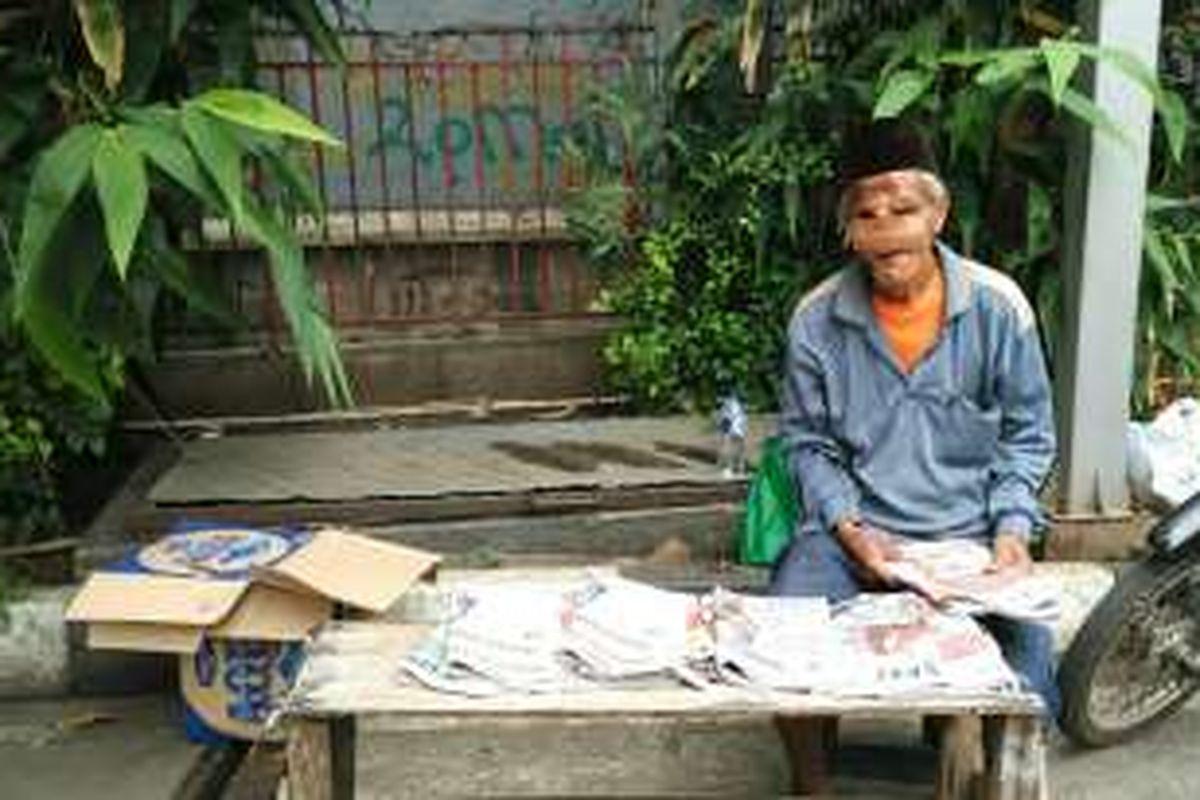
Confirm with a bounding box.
[1127,397,1200,509]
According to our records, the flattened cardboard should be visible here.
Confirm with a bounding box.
[208,583,332,641]
[67,573,247,627]
[259,528,440,614]
[88,622,204,654]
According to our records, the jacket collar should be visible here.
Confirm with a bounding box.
[833,240,972,327]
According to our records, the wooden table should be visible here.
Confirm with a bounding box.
[280,622,1047,800]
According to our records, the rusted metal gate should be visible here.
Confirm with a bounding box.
[171,23,655,343]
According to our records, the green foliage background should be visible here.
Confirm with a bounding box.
[0,1,350,546]
[570,0,1199,415]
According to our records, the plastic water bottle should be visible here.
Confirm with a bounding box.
[716,394,748,478]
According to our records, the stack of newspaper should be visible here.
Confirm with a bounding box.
[561,576,712,680]
[830,593,1020,695]
[884,539,1060,622]
[709,590,842,691]
[400,571,1027,698]
[403,583,584,696]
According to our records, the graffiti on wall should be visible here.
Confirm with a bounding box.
[352,0,643,34]
[261,24,649,213]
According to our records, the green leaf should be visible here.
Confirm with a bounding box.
[974,49,1038,85]
[1146,193,1200,214]
[781,0,813,65]
[123,114,222,208]
[22,292,107,404]
[1048,84,1132,151]
[1169,232,1196,285]
[191,89,342,148]
[281,0,345,66]
[1076,43,1188,163]
[873,69,933,119]
[169,0,199,43]
[1076,44,1157,94]
[1160,327,1200,373]
[17,203,109,404]
[945,86,994,175]
[17,123,103,294]
[739,0,767,93]
[1158,89,1189,166]
[260,145,323,217]
[181,104,245,223]
[73,0,125,91]
[939,49,995,68]
[92,129,148,279]
[1144,227,1177,319]
[1039,39,1081,107]
[239,197,352,407]
[148,239,241,328]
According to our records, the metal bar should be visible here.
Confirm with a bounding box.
[339,48,362,244]
[368,34,392,328]
[401,62,424,240]
[529,30,549,238]
[558,31,573,192]
[469,61,487,230]
[304,39,331,241]
[435,55,457,239]
[500,31,520,313]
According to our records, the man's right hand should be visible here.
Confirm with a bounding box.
[834,517,899,588]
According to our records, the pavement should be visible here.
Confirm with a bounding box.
[0,694,201,800]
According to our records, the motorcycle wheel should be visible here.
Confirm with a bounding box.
[1058,555,1200,747]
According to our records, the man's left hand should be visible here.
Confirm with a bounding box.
[989,532,1032,574]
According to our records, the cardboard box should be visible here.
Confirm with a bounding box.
[67,525,439,740]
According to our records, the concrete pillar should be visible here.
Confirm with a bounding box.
[1057,0,1163,515]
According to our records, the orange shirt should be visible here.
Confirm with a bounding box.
[871,269,945,373]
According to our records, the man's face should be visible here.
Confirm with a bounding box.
[844,170,948,299]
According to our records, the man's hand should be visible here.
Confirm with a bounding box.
[834,517,900,587]
[988,532,1032,575]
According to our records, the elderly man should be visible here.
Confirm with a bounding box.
[770,119,1059,717]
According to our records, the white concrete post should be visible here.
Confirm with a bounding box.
[1057,0,1163,515]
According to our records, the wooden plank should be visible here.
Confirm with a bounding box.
[775,715,835,796]
[286,623,1043,720]
[983,716,1047,800]
[128,483,745,535]
[285,719,333,800]
[329,717,356,800]
[935,715,984,800]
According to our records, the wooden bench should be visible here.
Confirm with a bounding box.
[280,622,1047,800]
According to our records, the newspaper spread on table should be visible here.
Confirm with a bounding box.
[400,571,1028,698]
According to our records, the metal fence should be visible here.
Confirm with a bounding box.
[178,23,656,336]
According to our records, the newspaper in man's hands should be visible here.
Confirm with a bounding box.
[881,539,1060,622]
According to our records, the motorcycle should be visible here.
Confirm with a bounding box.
[1058,490,1200,746]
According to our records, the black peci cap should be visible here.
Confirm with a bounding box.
[841,118,939,184]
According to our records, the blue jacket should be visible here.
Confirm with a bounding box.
[780,242,1055,541]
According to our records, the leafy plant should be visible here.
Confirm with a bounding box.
[571,0,1198,413]
[0,1,353,414]
[0,335,107,546]
[0,1,353,545]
